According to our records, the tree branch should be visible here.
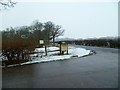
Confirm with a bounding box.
[0,0,17,10]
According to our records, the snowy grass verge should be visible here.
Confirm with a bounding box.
[1,46,95,68]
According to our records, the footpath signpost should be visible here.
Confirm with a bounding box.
[39,40,44,47]
[39,40,47,56]
[39,40,48,56]
[59,42,68,55]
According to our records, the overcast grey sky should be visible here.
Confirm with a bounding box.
[1,0,118,39]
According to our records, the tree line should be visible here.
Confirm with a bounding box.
[1,20,64,66]
[69,37,120,49]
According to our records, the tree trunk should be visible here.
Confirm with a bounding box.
[6,53,11,61]
[53,36,55,46]
[45,45,47,56]
[22,51,24,60]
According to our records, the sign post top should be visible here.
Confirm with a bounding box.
[39,40,44,44]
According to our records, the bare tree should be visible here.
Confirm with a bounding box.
[0,0,16,10]
[43,21,64,44]
[30,20,43,42]
[51,25,64,44]
[43,21,55,43]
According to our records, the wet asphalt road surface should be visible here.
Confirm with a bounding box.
[2,45,118,88]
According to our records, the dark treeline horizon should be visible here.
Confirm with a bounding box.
[61,36,120,49]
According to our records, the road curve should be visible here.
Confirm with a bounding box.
[2,45,118,88]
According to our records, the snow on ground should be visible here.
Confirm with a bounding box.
[34,46,59,52]
[69,47,90,57]
[1,45,91,67]
[21,45,91,65]
[21,55,71,65]
[31,47,60,57]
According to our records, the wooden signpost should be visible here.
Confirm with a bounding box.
[59,42,68,55]
[39,40,47,56]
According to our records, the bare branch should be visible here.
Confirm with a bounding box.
[0,0,17,10]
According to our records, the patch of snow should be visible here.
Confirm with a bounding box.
[33,47,60,57]
[47,47,59,51]
[21,55,72,65]
[34,48,45,52]
[1,45,92,67]
[69,48,90,57]
[34,46,59,52]
[47,51,59,56]
[29,54,38,57]
[21,46,91,65]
